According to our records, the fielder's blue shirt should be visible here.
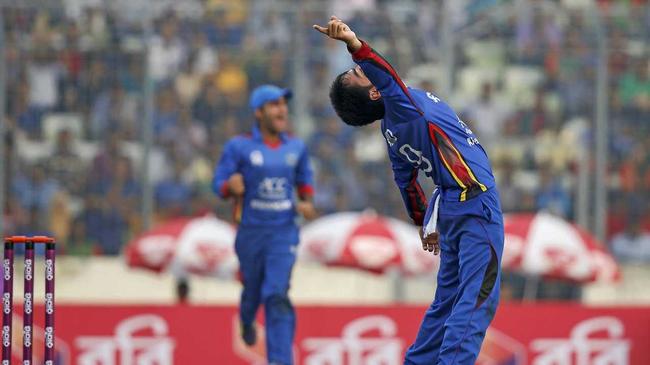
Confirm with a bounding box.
[351,40,497,225]
[212,125,314,228]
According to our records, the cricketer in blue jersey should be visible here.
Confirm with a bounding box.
[212,85,316,365]
[315,17,504,364]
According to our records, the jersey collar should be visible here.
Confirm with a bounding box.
[252,124,288,145]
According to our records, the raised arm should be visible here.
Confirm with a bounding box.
[314,16,423,119]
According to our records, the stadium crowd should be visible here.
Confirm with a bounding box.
[1,1,649,289]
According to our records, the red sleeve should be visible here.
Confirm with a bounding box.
[220,181,230,199]
[297,183,314,200]
[348,40,424,118]
[350,40,373,60]
[403,170,427,226]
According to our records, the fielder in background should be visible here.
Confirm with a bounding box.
[212,85,316,365]
[315,16,505,365]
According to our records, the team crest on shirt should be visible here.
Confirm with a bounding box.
[250,150,264,166]
[384,129,397,146]
[285,153,298,167]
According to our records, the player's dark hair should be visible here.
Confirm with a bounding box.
[329,71,385,127]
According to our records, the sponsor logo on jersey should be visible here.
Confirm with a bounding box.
[258,177,288,200]
[250,199,292,211]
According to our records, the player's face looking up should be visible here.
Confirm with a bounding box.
[344,66,382,102]
[255,97,289,135]
[346,65,372,87]
[329,66,385,127]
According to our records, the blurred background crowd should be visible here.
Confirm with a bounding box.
[1,0,648,299]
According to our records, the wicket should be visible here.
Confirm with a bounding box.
[2,236,55,365]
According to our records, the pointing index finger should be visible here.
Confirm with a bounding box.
[313,24,328,35]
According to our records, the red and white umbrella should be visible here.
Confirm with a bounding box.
[125,214,238,278]
[298,211,439,275]
[503,212,620,283]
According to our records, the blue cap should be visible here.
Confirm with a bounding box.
[249,85,292,110]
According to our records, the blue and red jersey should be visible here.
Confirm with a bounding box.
[351,40,497,225]
[212,125,314,228]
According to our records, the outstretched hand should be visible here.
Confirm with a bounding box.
[313,16,362,51]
